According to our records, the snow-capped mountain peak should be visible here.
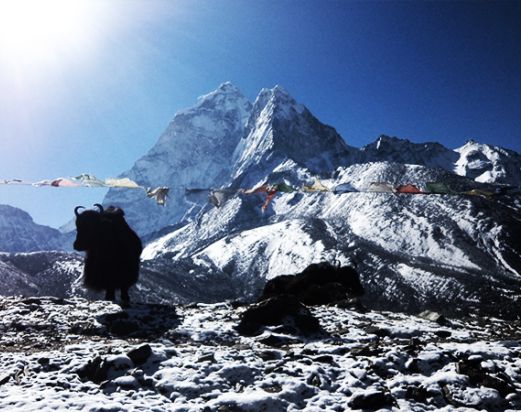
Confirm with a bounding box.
[359,135,459,171]
[254,85,305,120]
[374,134,404,150]
[195,81,252,126]
[359,135,521,186]
[455,139,521,183]
[2,83,521,326]
[232,85,354,185]
[102,83,253,236]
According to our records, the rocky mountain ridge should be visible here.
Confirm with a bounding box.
[1,83,520,320]
[102,82,521,238]
[0,205,65,253]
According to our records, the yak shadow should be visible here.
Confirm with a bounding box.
[95,302,181,339]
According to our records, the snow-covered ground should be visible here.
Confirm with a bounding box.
[0,296,520,411]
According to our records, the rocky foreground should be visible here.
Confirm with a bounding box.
[0,296,520,411]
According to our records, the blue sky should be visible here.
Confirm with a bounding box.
[0,0,520,227]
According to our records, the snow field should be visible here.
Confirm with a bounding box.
[0,297,520,411]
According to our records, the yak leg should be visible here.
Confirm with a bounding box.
[105,288,115,301]
[121,287,130,306]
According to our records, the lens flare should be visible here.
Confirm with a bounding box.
[0,0,103,67]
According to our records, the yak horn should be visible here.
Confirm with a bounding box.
[93,203,104,213]
[74,206,85,217]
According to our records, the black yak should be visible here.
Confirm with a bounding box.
[259,262,364,306]
[73,204,142,304]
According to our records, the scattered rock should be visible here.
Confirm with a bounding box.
[197,353,216,363]
[258,334,302,347]
[21,298,41,305]
[348,389,395,409]
[442,384,465,407]
[235,295,321,336]
[434,330,452,338]
[313,355,337,365]
[350,344,381,357]
[37,357,50,366]
[113,375,139,389]
[257,350,283,361]
[96,303,180,339]
[457,357,515,397]
[76,356,110,384]
[405,358,420,373]
[0,374,11,385]
[364,325,391,337]
[262,383,283,393]
[69,323,105,336]
[405,385,429,403]
[127,344,153,365]
[419,310,446,324]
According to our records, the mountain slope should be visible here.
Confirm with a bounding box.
[101,84,520,239]
[358,135,459,171]
[142,162,521,317]
[103,82,252,236]
[1,83,521,320]
[232,86,355,187]
[358,135,521,186]
[455,139,521,184]
[0,205,64,253]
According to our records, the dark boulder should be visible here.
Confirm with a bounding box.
[457,357,515,397]
[127,344,153,365]
[348,389,395,409]
[76,356,110,384]
[236,294,321,336]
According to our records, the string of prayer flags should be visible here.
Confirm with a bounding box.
[241,184,274,195]
[74,174,107,187]
[367,182,396,193]
[146,187,170,206]
[261,187,278,212]
[0,174,169,206]
[34,178,81,187]
[395,184,423,194]
[425,182,454,194]
[4,170,516,212]
[302,178,329,192]
[1,179,24,185]
[210,189,235,208]
[240,182,297,212]
[275,182,296,193]
[105,177,141,189]
[332,183,358,194]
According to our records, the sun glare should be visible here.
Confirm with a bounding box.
[0,0,103,67]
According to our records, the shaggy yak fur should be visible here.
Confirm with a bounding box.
[259,262,364,306]
[73,204,142,303]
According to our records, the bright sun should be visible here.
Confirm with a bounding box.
[0,0,102,67]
